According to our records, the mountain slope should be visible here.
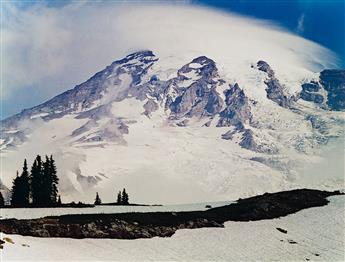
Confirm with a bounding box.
[1,51,344,203]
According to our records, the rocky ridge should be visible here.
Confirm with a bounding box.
[0,189,342,239]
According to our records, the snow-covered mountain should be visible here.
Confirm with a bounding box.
[1,50,344,203]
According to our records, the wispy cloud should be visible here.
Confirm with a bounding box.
[297,13,305,34]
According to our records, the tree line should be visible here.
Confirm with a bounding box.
[0,155,133,208]
[9,155,60,207]
[94,188,129,205]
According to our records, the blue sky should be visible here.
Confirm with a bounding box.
[193,0,345,66]
[1,0,344,119]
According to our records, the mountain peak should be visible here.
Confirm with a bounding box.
[114,50,157,65]
[1,50,344,203]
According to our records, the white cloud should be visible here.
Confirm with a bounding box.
[1,2,337,110]
[297,13,305,33]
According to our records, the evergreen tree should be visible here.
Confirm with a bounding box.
[20,159,30,207]
[94,192,102,205]
[0,191,5,207]
[121,188,129,205]
[42,156,51,206]
[117,191,122,204]
[11,162,31,207]
[49,155,59,204]
[30,155,44,206]
[10,155,59,208]
[40,155,59,206]
[10,171,21,207]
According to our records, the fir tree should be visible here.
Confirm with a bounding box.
[121,188,129,205]
[11,162,30,208]
[117,191,122,204]
[49,155,59,204]
[0,191,5,207]
[20,159,30,207]
[94,192,102,205]
[40,155,59,206]
[10,171,21,207]
[42,156,51,206]
[30,155,44,206]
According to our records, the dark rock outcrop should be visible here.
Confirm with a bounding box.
[221,123,277,154]
[217,84,252,127]
[257,61,293,108]
[276,227,287,234]
[1,189,342,239]
[299,69,345,110]
[239,129,278,154]
[299,81,325,104]
[302,82,320,92]
[257,60,275,78]
[319,69,345,110]
[300,91,324,104]
[168,56,223,119]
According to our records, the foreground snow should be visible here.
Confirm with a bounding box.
[1,195,344,261]
[0,201,231,220]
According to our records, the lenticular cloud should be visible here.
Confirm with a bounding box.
[3,3,336,101]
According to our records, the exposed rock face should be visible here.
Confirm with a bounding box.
[305,115,329,134]
[0,189,342,239]
[215,83,269,153]
[300,91,324,104]
[257,60,292,108]
[319,69,345,110]
[221,121,277,154]
[217,84,252,127]
[168,56,223,119]
[299,70,345,110]
[257,60,275,78]
[239,129,260,151]
[300,82,325,104]
[302,82,320,92]
[239,128,278,154]
[143,99,159,116]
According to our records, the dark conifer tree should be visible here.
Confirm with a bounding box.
[49,155,59,204]
[39,155,59,206]
[30,158,39,206]
[0,191,5,207]
[117,191,122,204]
[20,159,30,207]
[42,156,51,206]
[11,163,30,208]
[94,192,102,205]
[31,155,44,206]
[10,171,21,207]
[121,188,129,205]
